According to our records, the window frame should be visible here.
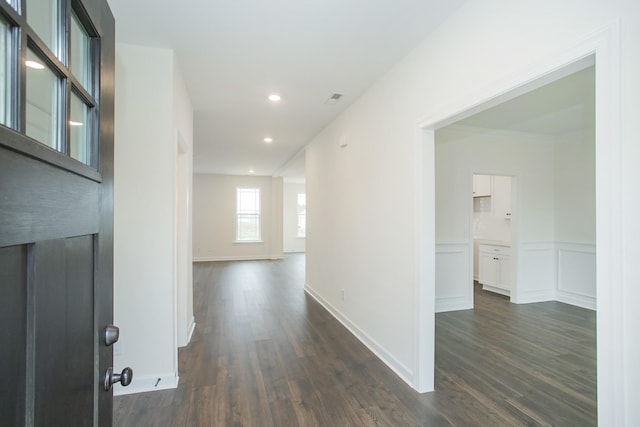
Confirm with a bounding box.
[0,13,15,126]
[235,187,262,243]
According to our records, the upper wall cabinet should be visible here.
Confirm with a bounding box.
[472,174,512,219]
[473,174,491,197]
[492,176,512,219]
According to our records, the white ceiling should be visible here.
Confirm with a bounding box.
[106,0,468,178]
[456,66,595,135]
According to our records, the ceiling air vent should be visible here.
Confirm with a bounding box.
[325,93,343,105]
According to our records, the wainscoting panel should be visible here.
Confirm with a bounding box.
[515,242,555,304]
[435,243,472,312]
[556,243,596,310]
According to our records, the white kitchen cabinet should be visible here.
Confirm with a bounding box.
[473,174,491,197]
[478,243,511,296]
[479,250,498,286]
[492,175,512,218]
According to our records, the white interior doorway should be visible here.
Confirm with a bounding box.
[472,174,513,298]
[413,24,623,425]
[434,64,596,311]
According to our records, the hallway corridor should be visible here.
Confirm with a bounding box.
[114,255,596,426]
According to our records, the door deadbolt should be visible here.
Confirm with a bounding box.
[104,325,119,346]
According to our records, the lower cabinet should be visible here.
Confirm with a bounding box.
[478,244,511,296]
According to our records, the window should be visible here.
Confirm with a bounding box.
[297,193,306,238]
[27,0,61,58]
[0,15,11,126]
[69,90,90,163]
[70,12,91,92]
[4,0,19,13]
[26,48,62,150]
[0,0,99,169]
[236,188,261,241]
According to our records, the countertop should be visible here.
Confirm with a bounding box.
[474,239,511,247]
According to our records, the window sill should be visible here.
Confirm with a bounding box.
[233,240,264,244]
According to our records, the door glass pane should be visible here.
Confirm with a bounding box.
[26,48,60,150]
[0,17,11,126]
[70,13,91,91]
[5,0,19,13]
[27,0,60,58]
[69,92,91,164]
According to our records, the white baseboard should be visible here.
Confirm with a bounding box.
[113,372,179,396]
[481,284,510,297]
[178,317,196,348]
[556,291,596,310]
[512,288,555,304]
[435,295,473,313]
[304,284,414,387]
[187,318,196,344]
[193,254,284,262]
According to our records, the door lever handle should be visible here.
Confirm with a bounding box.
[104,367,133,391]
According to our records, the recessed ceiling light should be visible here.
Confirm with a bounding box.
[268,94,281,102]
[69,120,83,126]
[249,169,255,174]
[25,60,45,70]
[263,137,273,143]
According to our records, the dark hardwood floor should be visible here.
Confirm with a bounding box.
[114,255,597,426]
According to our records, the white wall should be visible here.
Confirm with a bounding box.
[554,128,596,308]
[173,61,195,348]
[114,43,193,394]
[436,127,556,244]
[435,126,556,310]
[554,128,596,243]
[305,1,640,424]
[193,174,284,261]
[283,182,306,253]
[435,125,596,310]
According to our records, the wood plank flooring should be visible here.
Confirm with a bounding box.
[114,255,597,426]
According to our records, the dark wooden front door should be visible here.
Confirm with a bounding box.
[0,0,115,425]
